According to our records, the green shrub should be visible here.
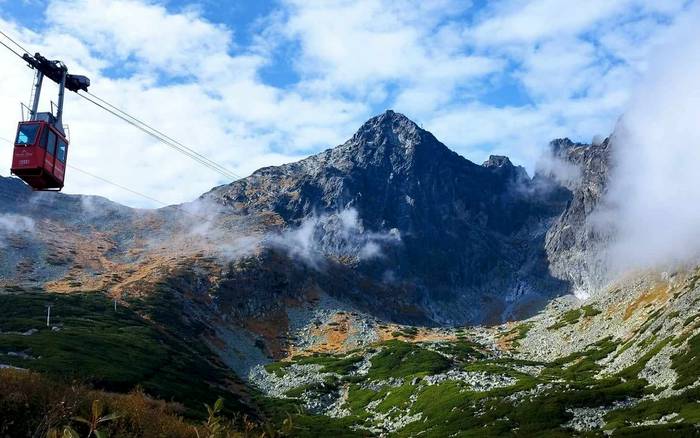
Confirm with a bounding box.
[581,305,602,318]
[548,308,583,330]
[366,341,451,379]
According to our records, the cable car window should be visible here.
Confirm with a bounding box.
[47,130,57,156]
[57,140,67,163]
[39,126,48,150]
[15,124,40,145]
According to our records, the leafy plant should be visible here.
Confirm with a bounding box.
[200,398,226,438]
[72,400,120,438]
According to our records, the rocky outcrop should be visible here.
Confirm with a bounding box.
[544,138,612,297]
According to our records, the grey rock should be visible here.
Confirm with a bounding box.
[544,138,613,295]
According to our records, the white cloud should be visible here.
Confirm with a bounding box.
[268,207,401,268]
[600,4,700,273]
[0,0,696,208]
[276,0,501,112]
[470,0,634,46]
[46,0,234,77]
[426,1,693,172]
[516,38,599,100]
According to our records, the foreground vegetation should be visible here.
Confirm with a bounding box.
[254,335,700,437]
[0,289,247,416]
[3,287,700,437]
[0,368,293,437]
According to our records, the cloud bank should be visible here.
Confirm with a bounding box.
[600,5,700,275]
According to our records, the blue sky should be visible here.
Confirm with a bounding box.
[0,0,697,207]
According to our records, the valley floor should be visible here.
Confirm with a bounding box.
[246,267,700,436]
[2,266,700,436]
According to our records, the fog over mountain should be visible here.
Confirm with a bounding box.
[602,8,700,275]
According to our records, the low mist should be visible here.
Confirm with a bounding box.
[140,199,262,262]
[535,146,582,191]
[0,213,34,247]
[269,208,401,268]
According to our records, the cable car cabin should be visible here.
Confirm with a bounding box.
[10,120,69,191]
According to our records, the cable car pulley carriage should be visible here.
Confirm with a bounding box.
[10,52,90,191]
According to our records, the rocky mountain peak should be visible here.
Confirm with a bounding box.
[198,111,575,324]
[353,110,418,140]
[348,110,445,158]
[548,138,589,157]
[482,155,530,183]
[482,155,514,169]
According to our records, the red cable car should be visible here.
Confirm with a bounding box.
[9,53,89,191]
[11,119,69,190]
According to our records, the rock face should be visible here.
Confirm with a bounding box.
[204,111,572,324]
[544,138,612,296]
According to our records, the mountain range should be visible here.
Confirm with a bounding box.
[0,110,590,327]
[0,110,613,371]
[2,111,699,437]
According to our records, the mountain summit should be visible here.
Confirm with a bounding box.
[348,109,448,157]
[205,111,571,324]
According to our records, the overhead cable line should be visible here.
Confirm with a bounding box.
[66,164,169,207]
[0,29,30,54]
[47,164,224,222]
[0,26,242,182]
[0,136,168,207]
[0,38,25,60]
[81,91,242,180]
[75,92,240,180]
